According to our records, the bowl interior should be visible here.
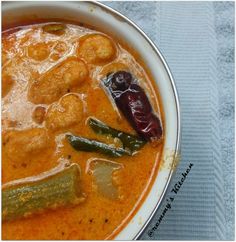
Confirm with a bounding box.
[2,2,180,239]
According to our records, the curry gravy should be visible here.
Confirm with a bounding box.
[2,22,164,240]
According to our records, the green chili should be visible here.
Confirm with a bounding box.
[88,118,146,153]
[67,134,131,158]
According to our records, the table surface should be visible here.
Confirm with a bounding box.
[213,2,234,240]
[104,1,234,240]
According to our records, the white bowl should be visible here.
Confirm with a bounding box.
[2,1,181,240]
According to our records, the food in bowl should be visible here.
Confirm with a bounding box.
[2,21,164,240]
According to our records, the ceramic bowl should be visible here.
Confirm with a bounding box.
[2,1,181,239]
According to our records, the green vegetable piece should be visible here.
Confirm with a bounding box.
[88,118,146,153]
[2,164,84,222]
[67,135,131,158]
[42,23,66,35]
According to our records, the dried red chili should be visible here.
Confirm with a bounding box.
[104,71,163,142]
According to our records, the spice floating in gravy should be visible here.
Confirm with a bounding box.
[67,134,131,157]
[88,117,146,153]
[104,71,163,143]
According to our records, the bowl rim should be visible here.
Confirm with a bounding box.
[2,1,181,240]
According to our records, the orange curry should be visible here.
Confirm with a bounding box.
[2,22,164,240]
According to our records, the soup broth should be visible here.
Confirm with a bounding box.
[2,22,164,240]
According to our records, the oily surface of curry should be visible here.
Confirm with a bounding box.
[2,22,164,240]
